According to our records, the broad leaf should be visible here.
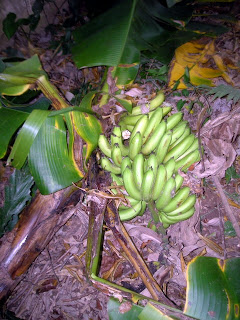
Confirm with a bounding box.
[184,256,240,320]
[7,109,50,169]
[2,13,19,39]
[0,106,29,158]
[0,166,34,237]
[168,40,234,89]
[28,116,84,194]
[2,96,51,112]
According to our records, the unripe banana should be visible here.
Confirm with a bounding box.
[129,131,142,160]
[165,157,176,180]
[120,114,143,126]
[176,138,199,161]
[175,174,184,191]
[118,196,140,210]
[165,194,196,216]
[141,168,155,201]
[142,107,163,144]
[162,186,190,213]
[145,153,158,176]
[163,134,195,163]
[149,91,165,110]
[130,114,149,143]
[110,173,123,186]
[139,201,147,216]
[111,143,122,166]
[132,153,144,189]
[155,177,176,210]
[152,164,167,201]
[119,201,143,221]
[160,206,195,224]
[174,149,200,173]
[111,126,129,156]
[98,134,112,158]
[169,126,191,150]
[122,166,142,201]
[121,156,132,174]
[166,112,183,130]
[142,121,166,155]
[156,131,172,164]
[100,157,121,174]
[170,122,187,146]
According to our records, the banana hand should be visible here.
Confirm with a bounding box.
[155,177,176,210]
[122,166,142,201]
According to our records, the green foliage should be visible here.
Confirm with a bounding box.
[0,166,34,237]
[207,84,240,104]
[224,221,237,237]
[225,165,240,183]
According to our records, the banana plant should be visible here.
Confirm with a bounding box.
[0,55,102,195]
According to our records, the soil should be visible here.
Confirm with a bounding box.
[0,3,240,320]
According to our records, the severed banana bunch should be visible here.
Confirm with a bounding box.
[98,92,200,227]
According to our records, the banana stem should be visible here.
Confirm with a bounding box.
[148,201,166,235]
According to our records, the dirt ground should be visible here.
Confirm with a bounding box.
[1,4,240,320]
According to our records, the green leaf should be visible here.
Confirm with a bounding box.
[28,116,84,194]
[177,99,187,111]
[114,96,132,113]
[139,303,177,319]
[1,96,51,113]
[7,109,50,169]
[0,106,29,158]
[107,298,142,320]
[224,221,237,237]
[225,165,240,183]
[0,166,34,237]
[2,13,19,39]
[208,84,240,104]
[184,256,240,320]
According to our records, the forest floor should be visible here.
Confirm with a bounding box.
[1,6,240,320]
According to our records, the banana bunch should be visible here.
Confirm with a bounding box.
[98,92,200,226]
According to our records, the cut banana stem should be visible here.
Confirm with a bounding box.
[156,131,172,164]
[165,157,176,180]
[129,131,142,160]
[162,186,190,213]
[152,164,167,201]
[165,194,196,216]
[100,157,121,174]
[122,166,142,201]
[141,168,155,201]
[166,112,183,130]
[163,134,195,163]
[155,177,176,210]
[132,153,144,189]
[142,107,163,144]
[98,134,112,158]
[142,121,166,155]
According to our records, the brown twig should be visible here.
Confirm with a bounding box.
[212,175,240,240]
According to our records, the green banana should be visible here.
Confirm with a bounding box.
[174,149,200,173]
[163,134,195,163]
[165,157,176,180]
[141,168,155,201]
[142,107,163,144]
[139,201,147,216]
[170,122,187,146]
[169,126,191,150]
[162,106,172,117]
[162,186,190,213]
[121,156,132,174]
[111,126,129,156]
[119,201,143,221]
[132,153,144,189]
[152,164,167,201]
[130,114,149,143]
[166,112,183,130]
[155,177,176,210]
[149,91,165,110]
[111,143,122,166]
[175,174,184,191]
[98,134,112,158]
[118,195,140,210]
[156,131,172,164]
[129,131,142,160]
[145,153,158,176]
[142,121,167,155]
[110,173,123,185]
[122,166,142,201]
[165,194,196,216]
[176,138,199,161]
[120,114,143,126]
[160,206,195,224]
[100,157,121,174]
